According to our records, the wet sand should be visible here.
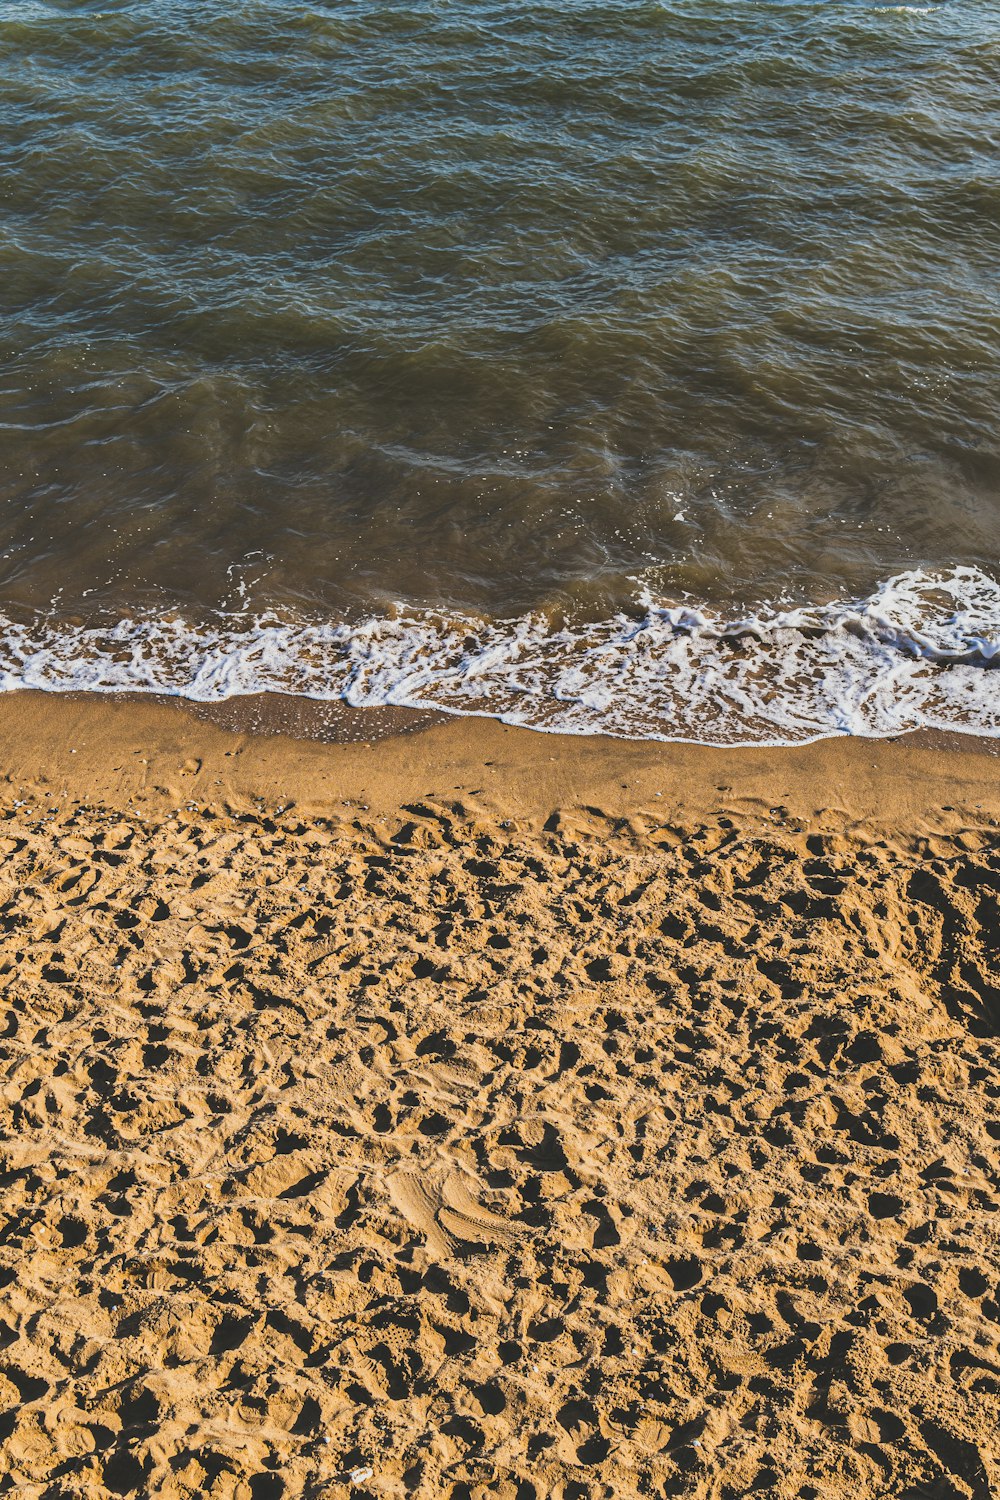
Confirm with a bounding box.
[1,693,998,1499]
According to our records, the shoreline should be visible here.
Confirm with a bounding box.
[1,564,999,748]
[2,688,999,840]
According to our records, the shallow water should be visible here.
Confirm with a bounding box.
[2,0,998,739]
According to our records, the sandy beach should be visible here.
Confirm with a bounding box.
[1,694,998,1499]
[6,2,1000,1494]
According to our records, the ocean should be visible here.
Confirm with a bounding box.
[2,0,998,742]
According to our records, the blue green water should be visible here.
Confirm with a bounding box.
[1,0,998,739]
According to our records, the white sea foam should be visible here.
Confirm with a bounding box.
[0,567,998,745]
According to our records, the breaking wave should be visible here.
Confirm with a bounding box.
[1,567,998,746]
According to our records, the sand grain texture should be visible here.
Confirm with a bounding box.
[0,702,998,1499]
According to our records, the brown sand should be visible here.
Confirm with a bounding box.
[1,692,999,1500]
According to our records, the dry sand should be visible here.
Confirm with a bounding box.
[1,693,999,1500]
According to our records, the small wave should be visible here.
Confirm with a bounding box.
[0,568,998,746]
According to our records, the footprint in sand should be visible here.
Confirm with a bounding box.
[386,1169,523,1260]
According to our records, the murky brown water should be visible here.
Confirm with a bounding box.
[2,0,998,740]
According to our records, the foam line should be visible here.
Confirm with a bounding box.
[0,568,997,745]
